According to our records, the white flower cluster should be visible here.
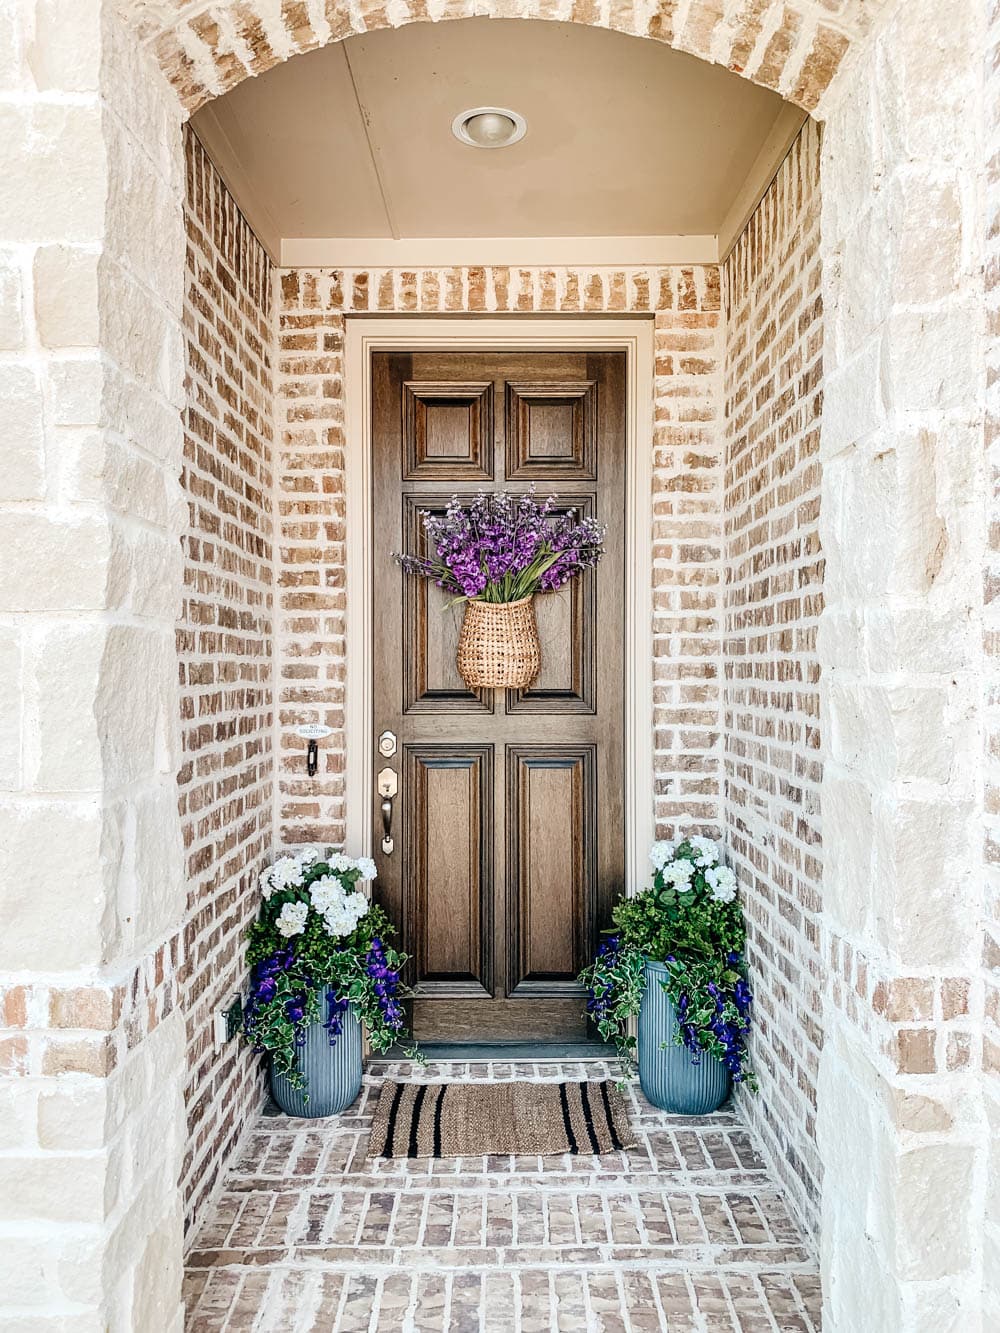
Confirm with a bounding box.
[648,836,737,903]
[275,901,309,937]
[705,865,738,903]
[649,840,675,870]
[259,848,377,900]
[688,835,719,868]
[309,874,370,938]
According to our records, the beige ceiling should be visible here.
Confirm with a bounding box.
[193,18,804,264]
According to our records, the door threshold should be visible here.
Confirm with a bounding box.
[372,1040,612,1063]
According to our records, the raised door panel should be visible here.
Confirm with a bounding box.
[505,380,597,480]
[403,381,493,480]
[404,744,493,996]
[402,497,492,714]
[506,744,596,995]
[507,497,596,715]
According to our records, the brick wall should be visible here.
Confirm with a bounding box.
[178,128,275,1232]
[722,120,824,1240]
[274,265,725,850]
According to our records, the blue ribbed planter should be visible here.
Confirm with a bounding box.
[269,991,363,1119]
[638,960,730,1115]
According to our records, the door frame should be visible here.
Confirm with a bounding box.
[343,316,654,896]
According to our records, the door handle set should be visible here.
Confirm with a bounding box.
[377,764,397,855]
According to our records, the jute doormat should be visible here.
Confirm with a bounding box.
[367,1080,635,1159]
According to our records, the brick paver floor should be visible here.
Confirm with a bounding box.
[184,1060,821,1331]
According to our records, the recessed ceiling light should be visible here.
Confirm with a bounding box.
[452,106,527,150]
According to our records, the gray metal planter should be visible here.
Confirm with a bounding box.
[269,991,363,1118]
[638,959,730,1115]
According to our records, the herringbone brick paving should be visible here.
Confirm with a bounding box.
[184,1061,820,1331]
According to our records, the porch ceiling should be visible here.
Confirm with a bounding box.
[192,18,804,264]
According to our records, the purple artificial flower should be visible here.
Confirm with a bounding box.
[394,489,606,604]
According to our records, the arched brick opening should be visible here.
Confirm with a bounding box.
[123,0,876,117]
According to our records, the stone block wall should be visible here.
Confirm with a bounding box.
[722,119,824,1239]
[0,4,189,1327]
[178,128,275,1234]
[274,265,726,849]
[816,0,988,1325]
[983,0,1000,1319]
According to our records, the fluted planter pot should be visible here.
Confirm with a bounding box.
[638,959,730,1115]
[269,991,363,1119]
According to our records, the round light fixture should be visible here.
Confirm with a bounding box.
[452,106,527,150]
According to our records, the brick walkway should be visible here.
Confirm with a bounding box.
[184,1061,821,1331]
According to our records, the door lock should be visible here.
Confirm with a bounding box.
[377,767,397,855]
[378,730,397,758]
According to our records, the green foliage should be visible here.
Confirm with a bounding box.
[243,853,419,1092]
[578,838,756,1088]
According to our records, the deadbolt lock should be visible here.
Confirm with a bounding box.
[377,767,397,799]
[378,730,397,758]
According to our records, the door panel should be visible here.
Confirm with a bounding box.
[402,381,493,480]
[372,349,625,1043]
[506,744,596,996]
[404,744,493,996]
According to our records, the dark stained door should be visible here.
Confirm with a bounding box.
[371,350,625,1041]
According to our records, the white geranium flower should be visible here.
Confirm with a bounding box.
[258,868,275,900]
[275,901,309,937]
[663,859,695,887]
[688,835,719,868]
[309,874,345,915]
[649,841,676,871]
[296,846,323,866]
[706,865,738,903]
[327,853,354,873]
[320,886,370,938]
[271,855,305,890]
[354,856,377,881]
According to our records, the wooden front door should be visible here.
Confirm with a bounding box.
[371,349,625,1042]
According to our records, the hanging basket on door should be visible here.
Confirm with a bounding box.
[393,490,606,690]
[456,595,541,690]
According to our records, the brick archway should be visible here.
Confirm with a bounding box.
[127,0,878,116]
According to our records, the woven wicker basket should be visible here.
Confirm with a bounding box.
[456,596,541,690]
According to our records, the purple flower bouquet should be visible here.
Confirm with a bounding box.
[394,490,605,688]
[394,489,605,602]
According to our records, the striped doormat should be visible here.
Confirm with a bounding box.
[367,1079,635,1159]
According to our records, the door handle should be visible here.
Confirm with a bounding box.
[377,766,397,855]
[381,796,393,852]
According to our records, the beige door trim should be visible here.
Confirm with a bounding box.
[343,315,654,895]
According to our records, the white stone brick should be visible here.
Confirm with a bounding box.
[0,103,105,244]
[26,624,103,791]
[48,357,103,427]
[0,514,110,612]
[0,248,25,348]
[27,0,102,94]
[0,1154,106,1223]
[38,1081,108,1152]
[33,244,100,347]
[0,1081,37,1150]
[0,801,106,970]
[874,796,979,967]
[0,625,22,789]
[0,363,46,500]
[894,1143,974,1280]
